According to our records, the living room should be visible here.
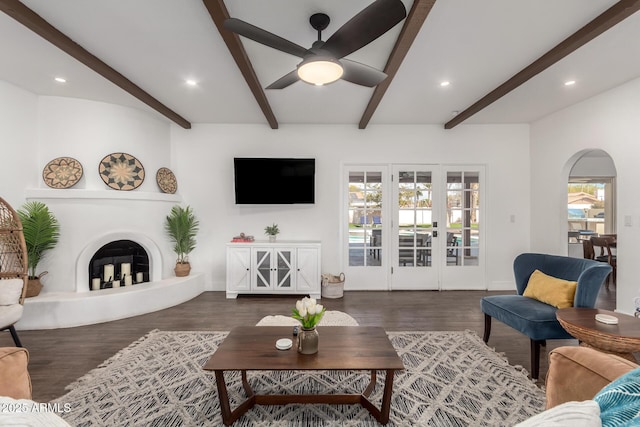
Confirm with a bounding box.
[2,1,640,425]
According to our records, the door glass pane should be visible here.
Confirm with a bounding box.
[447,171,480,266]
[398,170,431,268]
[349,171,382,267]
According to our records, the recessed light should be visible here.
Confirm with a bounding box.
[440,81,450,87]
[564,80,576,86]
[185,79,198,87]
[54,77,67,83]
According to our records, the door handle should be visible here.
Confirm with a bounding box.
[433,221,438,228]
[433,231,438,238]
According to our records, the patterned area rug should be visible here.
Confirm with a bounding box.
[52,330,545,426]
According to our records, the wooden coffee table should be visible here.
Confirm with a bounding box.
[556,308,640,361]
[203,326,404,425]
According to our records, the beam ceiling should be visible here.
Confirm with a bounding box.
[444,0,640,129]
[0,0,192,129]
[203,0,279,129]
[359,0,436,129]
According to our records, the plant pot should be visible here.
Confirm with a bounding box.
[174,262,191,277]
[268,235,277,243]
[26,278,43,298]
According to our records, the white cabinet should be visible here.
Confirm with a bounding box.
[226,241,321,299]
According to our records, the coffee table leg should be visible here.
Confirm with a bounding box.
[379,369,395,424]
[214,370,256,426]
[214,370,233,425]
[360,369,395,425]
[363,370,377,397]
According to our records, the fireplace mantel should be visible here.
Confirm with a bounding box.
[25,188,181,203]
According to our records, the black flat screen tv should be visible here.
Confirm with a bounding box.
[234,158,315,204]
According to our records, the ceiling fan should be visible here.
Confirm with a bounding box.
[223,0,407,89]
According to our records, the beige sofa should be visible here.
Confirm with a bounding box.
[0,347,31,399]
[546,345,638,408]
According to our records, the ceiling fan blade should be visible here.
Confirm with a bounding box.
[323,0,407,59]
[224,18,308,58]
[340,59,387,87]
[266,70,300,89]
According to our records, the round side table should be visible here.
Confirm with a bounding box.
[556,307,640,361]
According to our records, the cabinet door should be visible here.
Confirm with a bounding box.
[253,248,273,290]
[227,247,251,291]
[274,249,295,291]
[296,247,318,293]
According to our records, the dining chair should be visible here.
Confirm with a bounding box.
[590,236,616,288]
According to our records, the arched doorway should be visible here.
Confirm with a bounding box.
[566,149,616,258]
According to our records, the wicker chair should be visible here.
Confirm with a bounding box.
[0,197,28,346]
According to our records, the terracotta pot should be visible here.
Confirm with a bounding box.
[174,262,191,277]
[25,278,43,298]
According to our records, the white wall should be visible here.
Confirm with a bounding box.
[531,76,640,315]
[0,81,38,206]
[171,123,531,292]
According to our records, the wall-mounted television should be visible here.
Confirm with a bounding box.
[234,158,315,204]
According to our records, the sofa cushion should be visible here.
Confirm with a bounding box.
[523,270,577,309]
[0,279,24,306]
[0,347,31,400]
[546,346,638,409]
[594,367,640,427]
[515,400,601,427]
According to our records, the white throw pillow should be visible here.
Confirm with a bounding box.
[0,279,24,306]
[514,400,601,427]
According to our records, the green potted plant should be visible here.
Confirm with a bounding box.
[264,223,279,242]
[164,205,199,277]
[17,201,60,297]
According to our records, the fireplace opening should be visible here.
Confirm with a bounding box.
[89,240,149,290]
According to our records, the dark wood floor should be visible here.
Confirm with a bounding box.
[3,287,616,402]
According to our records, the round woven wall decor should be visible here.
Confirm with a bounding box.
[42,157,83,189]
[98,152,145,191]
[156,167,177,194]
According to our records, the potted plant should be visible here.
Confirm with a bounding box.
[264,223,279,242]
[17,201,60,297]
[164,205,199,277]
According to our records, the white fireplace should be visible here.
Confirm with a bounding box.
[16,189,205,330]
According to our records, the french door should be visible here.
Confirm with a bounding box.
[343,164,484,291]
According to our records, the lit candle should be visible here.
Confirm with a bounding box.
[112,280,120,288]
[104,264,115,282]
[120,263,131,277]
[124,275,133,286]
[136,272,144,283]
[92,278,101,290]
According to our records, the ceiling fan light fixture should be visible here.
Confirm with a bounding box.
[297,56,343,86]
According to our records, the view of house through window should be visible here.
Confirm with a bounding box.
[567,180,612,242]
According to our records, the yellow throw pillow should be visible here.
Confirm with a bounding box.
[523,269,577,309]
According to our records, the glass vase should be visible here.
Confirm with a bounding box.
[297,327,319,354]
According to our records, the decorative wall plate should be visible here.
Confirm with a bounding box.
[99,153,145,191]
[156,167,177,194]
[43,157,83,189]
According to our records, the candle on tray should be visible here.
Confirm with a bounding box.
[124,275,133,286]
[120,263,131,277]
[104,264,115,282]
[92,278,101,290]
[112,280,120,288]
[136,272,144,283]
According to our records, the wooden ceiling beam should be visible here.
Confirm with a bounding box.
[203,0,278,129]
[0,0,192,129]
[359,0,436,129]
[444,0,640,129]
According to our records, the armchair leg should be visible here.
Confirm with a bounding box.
[9,325,23,347]
[483,314,491,343]
[530,339,542,380]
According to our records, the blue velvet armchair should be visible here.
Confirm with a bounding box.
[480,253,612,379]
